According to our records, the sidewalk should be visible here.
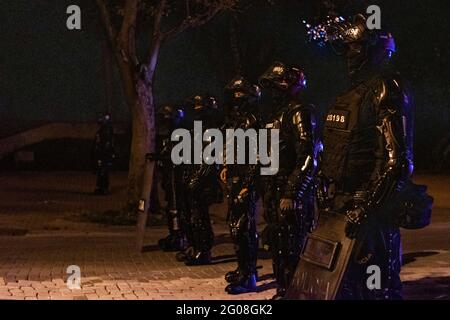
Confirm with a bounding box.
[0,172,448,300]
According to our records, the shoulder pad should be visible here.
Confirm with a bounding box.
[374,74,408,110]
[373,79,387,105]
[384,75,405,95]
[286,101,303,115]
[290,105,314,126]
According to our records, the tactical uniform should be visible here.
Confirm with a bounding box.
[321,15,414,299]
[157,106,188,252]
[176,95,222,266]
[259,62,320,299]
[221,77,262,294]
[93,114,115,195]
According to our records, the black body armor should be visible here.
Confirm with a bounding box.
[157,106,189,251]
[258,62,320,299]
[225,113,260,281]
[319,15,417,299]
[262,101,319,297]
[322,67,413,300]
[222,76,262,294]
[176,95,222,266]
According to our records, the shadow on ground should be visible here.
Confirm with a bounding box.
[402,251,440,265]
[404,276,450,300]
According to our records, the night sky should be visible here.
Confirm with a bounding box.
[0,0,448,170]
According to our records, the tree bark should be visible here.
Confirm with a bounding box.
[127,77,156,207]
[105,23,160,210]
[134,76,157,250]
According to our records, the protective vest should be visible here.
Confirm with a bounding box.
[321,76,381,193]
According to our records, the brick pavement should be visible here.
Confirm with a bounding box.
[0,232,277,300]
[0,172,449,300]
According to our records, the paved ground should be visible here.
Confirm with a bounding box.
[0,171,449,300]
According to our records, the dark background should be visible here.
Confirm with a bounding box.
[0,0,448,171]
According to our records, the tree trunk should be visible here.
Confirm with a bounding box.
[113,51,157,208]
[127,78,156,207]
[131,74,159,251]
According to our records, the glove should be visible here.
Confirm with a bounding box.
[345,207,367,238]
[220,168,228,184]
[188,176,200,191]
[234,188,249,203]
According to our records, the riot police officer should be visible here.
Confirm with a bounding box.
[93,114,115,195]
[176,95,222,266]
[221,76,262,294]
[320,14,414,299]
[157,105,189,252]
[258,62,320,299]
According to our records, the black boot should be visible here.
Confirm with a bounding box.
[225,269,240,283]
[225,236,258,294]
[185,211,213,265]
[272,287,286,300]
[225,273,257,294]
[271,257,298,300]
[176,246,194,262]
[271,258,288,300]
[158,233,188,252]
[225,268,259,284]
[184,250,212,266]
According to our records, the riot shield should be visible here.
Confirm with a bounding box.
[285,210,355,300]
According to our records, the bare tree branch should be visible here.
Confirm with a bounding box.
[161,2,231,42]
[119,0,138,45]
[153,0,167,40]
[95,0,118,50]
[117,0,138,65]
[144,0,167,77]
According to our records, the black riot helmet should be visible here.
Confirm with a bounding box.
[224,76,261,113]
[185,94,219,123]
[157,105,185,129]
[97,113,112,125]
[259,62,307,98]
[326,14,368,46]
[326,14,396,76]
